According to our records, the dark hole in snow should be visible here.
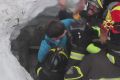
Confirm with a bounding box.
[10,5,59,79]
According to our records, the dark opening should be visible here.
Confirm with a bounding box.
[10,5,59,79]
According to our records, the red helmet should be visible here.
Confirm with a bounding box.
[102,2,120,34]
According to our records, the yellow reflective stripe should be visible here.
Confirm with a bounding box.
[86,43,101,54]
[92,26,100,37]
[50,48,56,52]
[97,0,103,8]
[59,51,68,59]
[112,6,120,11]
[50,48,68,58]
[105,10,112,21]
[70,52,85,60]
[106,53,115,64]
[98,77,120,80]
[65,66,83,80]
[37,67,42,76]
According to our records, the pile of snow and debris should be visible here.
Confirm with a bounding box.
[0,0,56,80]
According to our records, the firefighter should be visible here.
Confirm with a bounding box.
[65,2,120,80]
[67,0,104,68]
[37,48,68,80]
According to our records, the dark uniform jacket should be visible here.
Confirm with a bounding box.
[65,50,120,80]
[37,48,68,80]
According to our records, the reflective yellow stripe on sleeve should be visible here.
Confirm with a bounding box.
[86,43,101,54]
[50,48,68,59]
[59,51,68,59]
[70,52,85,61]
[65,66,83,80]
[37,67,42,76]
[106,53,115,64]
[91,77,120,80]
[92,26,101,37]
[50,48,56,52]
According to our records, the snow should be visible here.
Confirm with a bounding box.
[0,0,57,80]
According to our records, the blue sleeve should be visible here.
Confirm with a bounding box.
[61,19,75,30]
[59,35,67,48]
[37,40,51,63]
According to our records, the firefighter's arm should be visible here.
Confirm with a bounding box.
[86,43,101,54]
[64,55,92,80]
[92,26,101,37]
[79,55,93,78]
[85,26,102,54]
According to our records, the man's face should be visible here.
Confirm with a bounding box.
[87,4,98,16]
[76,0,87,13]
[58,0,66,10]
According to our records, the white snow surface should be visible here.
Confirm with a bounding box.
[0,0,57,80]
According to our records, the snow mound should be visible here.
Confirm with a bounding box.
[0,0,57,80]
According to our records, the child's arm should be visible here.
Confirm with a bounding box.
[61,18,75,30]
[37,40,51,63]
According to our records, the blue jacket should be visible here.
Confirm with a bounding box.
[38,19,75,62]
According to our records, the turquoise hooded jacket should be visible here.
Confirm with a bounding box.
[38,19,75,62]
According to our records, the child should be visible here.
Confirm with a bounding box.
[37,19,74,63]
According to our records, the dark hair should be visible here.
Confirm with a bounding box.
[46,20,65,38]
